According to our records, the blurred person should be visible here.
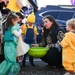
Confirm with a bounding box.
[7,0,23,12]
[16,12,25,64]
[0,0,10,14]
[22,12,38,67]
[2,0,9,5]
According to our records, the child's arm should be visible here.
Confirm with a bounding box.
[21,33,24,41]
[34,26,38,44]
[60,33,69,47]
[34,35,37,44]
[21,24,26,41]
[12,29,22,37]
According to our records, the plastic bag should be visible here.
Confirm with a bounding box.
[17,36,29,56]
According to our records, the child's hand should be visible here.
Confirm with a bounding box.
[20,26,23,30]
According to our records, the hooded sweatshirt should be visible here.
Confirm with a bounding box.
[60,32,75,63]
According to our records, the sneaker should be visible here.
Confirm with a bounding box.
[63,72,71,75]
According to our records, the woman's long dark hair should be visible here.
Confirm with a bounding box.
[42,15,60,30]
[42,15,60,45]
[4,12,18,31]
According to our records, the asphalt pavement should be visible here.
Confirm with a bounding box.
[18,58,66,75]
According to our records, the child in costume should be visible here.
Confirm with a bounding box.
[22,12,37,67]
[0,12,22,75]
[60,19,75,75]
[16,12,25,64]
[7,0,23,12]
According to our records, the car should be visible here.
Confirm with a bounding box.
[34,5,75,43]
[35,5,75,28]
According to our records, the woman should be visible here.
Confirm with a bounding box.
[7,0,23,12]
[33,15,65,69]
[0,0,10,14]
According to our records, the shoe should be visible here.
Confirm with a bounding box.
[63,72,71,75]
[45,64,51,69]
[22,63,26,67]
[55,67,63,71]
[45,64,55,70]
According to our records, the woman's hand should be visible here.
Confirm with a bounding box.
[31,44,39,47]
[46,45,49,48]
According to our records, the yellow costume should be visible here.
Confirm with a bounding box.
[22,12,37,67]
[22,24,37,36]
[22,12,37,36]
[7,0,22,12]
[60,32,75,72]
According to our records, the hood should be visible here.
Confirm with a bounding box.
[65,32,75,50]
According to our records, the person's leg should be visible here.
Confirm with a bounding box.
[72,63,75,72]
[41,48,63,70]
[41,49,56,70]
[41,48,58,66]
[56,50,63,69]
[63,62,73,72]
[8,63,20,75]
[41,51,49,63]
[29,55,35,66]
[22,53,27,67]
[0,42,20,75]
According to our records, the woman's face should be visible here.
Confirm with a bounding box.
[43,18,53,29]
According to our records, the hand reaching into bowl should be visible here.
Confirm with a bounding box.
[31,44,39,47]
[46,44,50,48]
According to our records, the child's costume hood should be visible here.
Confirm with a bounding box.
[61,32,75,50]
[27,12,35,23]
